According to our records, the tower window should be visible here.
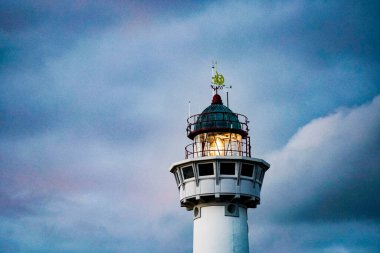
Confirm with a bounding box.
[241,163,253,177]
[225,203,239,217]
[174,173,180,185]
[255,166,264,182]
[176,170,183,183]
[198,163,214,176]
[182,166,194,180]
[220,162,235,175]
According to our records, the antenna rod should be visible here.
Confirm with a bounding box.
[225,85,232,108]
[188,101,191,118]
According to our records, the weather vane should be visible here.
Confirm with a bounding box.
[211,61,225,93]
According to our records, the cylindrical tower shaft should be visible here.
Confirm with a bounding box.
[193,204,249,253]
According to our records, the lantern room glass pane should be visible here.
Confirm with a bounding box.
[193,132,242,157]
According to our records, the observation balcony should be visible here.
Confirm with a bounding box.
[169,156,270,210]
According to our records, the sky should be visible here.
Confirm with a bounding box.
[0,1,379,252]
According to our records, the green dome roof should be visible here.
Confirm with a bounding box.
[194,103,241,131]
[187,94,247,139]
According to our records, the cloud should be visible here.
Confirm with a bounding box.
[244,95,380,252]
[257,95,380,222]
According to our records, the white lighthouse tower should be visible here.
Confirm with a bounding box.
[169,64,270,253]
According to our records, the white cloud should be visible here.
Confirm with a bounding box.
[256,95,380,222]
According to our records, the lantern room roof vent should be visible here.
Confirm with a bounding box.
[211,93,223,104]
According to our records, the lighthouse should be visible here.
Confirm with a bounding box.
[169,63,270,253]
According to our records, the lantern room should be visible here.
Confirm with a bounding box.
[186,93,251,159]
